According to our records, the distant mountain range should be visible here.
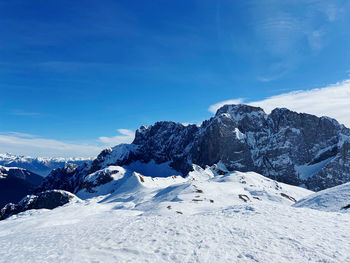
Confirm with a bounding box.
[0,153,91,177]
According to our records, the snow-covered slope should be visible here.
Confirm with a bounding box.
[1,167,349,262]
[0,153,91,177]
[294,182,350,212]
[74,165,312,215]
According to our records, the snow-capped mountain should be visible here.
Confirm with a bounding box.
[0,166,42,208]
[0,153,91,177]
[1,104,350,262]
[40,104,350,193]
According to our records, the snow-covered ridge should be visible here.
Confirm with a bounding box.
[74,163,313,213]
[3,162,313,220]
[294,182,350,212]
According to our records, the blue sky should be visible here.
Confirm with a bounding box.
[1,0,350,157]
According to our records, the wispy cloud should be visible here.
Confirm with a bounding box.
[0,129,135,158]
[10,110,45,117]
[208,99,245,115]
[2,132,35,138]
[217,0,348,82]
[208,79,350,127]
[98,129,135,146]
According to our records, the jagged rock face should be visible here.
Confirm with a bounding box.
[306,142,350,190]
[0,190,78,220]
[190,113,255,171]
[37,163,125,194]
[133,122,199,173]
[36,164,80,193]
[39,104,350,192]
[250,108,345,186]
[131,105,350,190]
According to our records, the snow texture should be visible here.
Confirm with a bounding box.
[294,182,350,212]
[2,167,348,262]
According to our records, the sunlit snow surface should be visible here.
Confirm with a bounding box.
[294,182,350,212]
[1,166,350,262]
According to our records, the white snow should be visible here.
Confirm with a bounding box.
[294,182,350,212]
[83,166,126,184]
[125,160,182,178]
[1,166,350,262]
[234,128,246,140]
[295,157,335,180]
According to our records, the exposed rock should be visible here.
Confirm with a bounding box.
[0,190,78,220]
[239,194,250,202]
[80,166,125,193]
[36,164,80,193]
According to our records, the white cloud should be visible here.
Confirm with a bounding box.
[208,99,244,115]
[208,79,350,127]
[0,129,135,158]
[98,129,135,146]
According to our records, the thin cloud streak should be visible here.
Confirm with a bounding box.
[10,110,45,117]
[218,0,348,82]
[209,79,350,127]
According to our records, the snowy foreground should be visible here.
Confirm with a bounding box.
[0,166,350,262]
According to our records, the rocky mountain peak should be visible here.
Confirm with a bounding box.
[38,104,350,192]
[214,104,267,132]
[215,104,265,117]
